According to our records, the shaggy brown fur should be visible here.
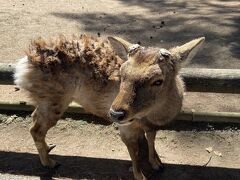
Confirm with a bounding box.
[27,34,123,83]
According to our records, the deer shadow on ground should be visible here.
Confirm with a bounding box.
[0,151,239,180]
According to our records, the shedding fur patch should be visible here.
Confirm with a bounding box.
[26,34,123,83]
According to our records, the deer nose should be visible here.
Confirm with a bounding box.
[109,108,126,121]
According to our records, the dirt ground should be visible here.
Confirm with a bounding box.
[0,0,240,179]
[0,0,239,113]
[0,0,239,69]
[0,112,240,180]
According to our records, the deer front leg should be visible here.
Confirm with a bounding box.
[145,131,163,172]
[119,123,146,180]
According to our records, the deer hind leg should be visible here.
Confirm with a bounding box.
[30,98,71,168]
[145,131,163,172]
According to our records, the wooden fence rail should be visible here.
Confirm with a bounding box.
[0,63,239,123]
[0,63,240,93]
[0,101,239,123]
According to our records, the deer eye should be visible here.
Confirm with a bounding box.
[152,79,163,86]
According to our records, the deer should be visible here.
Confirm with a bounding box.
[14,34,204,180]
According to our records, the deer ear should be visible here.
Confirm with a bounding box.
[170,37,205,66]
[108,36,133,61]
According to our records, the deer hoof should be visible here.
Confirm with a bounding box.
[47,144,56,153]
[153,164,164,173]
[42,159,60,169]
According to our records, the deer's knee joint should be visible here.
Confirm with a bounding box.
[30,123,46,139]
[30,123,40,135]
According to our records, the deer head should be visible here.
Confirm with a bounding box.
[108,36,205,124]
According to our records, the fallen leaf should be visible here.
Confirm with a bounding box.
[206,147,213,153]
[214,151,222,157]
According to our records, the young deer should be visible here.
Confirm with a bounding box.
[14,34,204,180]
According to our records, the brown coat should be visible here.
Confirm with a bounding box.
[14,34,204,180]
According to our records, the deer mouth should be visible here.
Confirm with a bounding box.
[115,118,135,126]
